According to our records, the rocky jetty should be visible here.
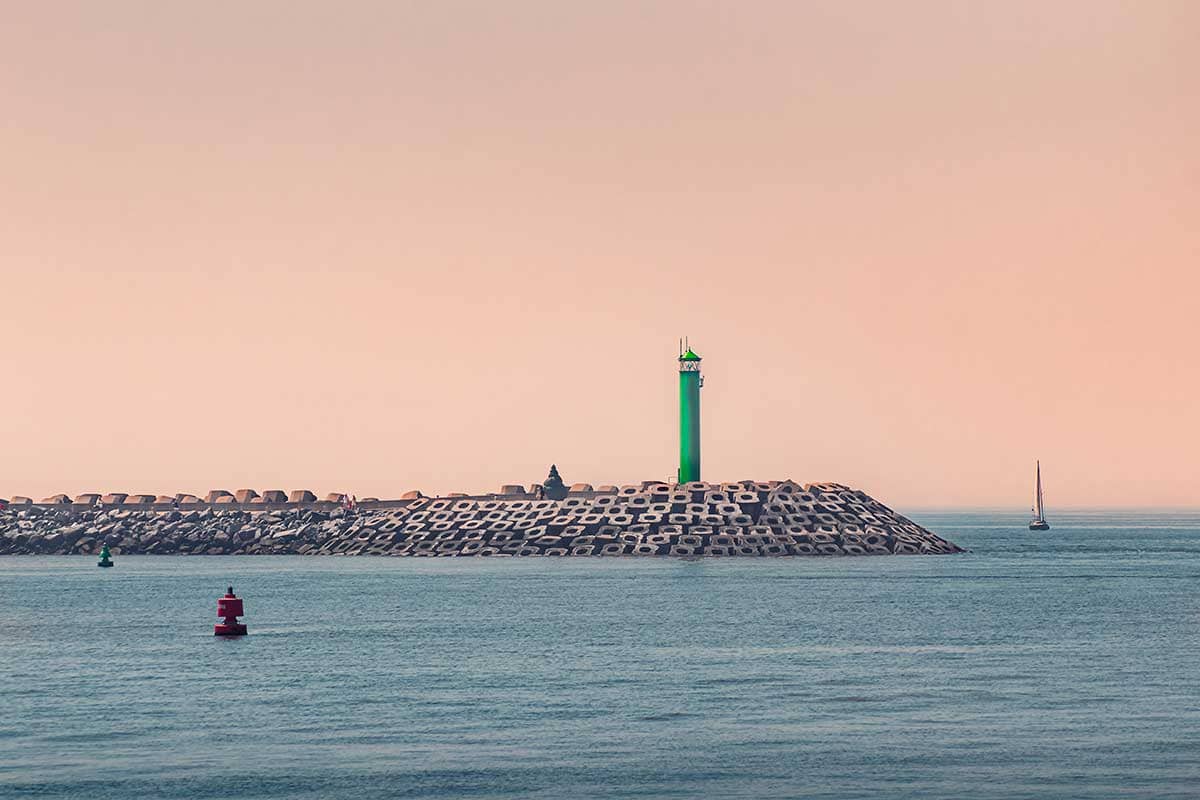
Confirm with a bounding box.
[0,481,962,557]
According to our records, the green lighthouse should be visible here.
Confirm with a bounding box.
[678,340,702,484]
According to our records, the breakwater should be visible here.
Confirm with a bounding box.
[0,481,962,557]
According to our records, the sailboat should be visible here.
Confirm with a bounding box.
[1028,460,1050,531]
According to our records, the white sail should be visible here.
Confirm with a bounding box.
[1034,461,1045,522]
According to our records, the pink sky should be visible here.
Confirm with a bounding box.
[2,2,1197,507]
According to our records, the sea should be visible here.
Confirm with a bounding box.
[1,510,1198,799]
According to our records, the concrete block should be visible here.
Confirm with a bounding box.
[100,494,128,504]
[235,489,260,503]
[288,490,317,503]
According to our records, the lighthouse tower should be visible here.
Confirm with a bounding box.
[678,340,702,484]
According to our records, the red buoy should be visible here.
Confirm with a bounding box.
[214,586,248,636]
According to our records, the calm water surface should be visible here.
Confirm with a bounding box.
[2,510,1198,799]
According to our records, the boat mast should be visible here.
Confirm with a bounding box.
[1035,460,1045,521]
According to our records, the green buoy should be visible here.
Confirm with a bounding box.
[97,543,114,568]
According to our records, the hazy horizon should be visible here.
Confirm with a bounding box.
[3,2,1197,507]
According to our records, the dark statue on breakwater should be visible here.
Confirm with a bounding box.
[542,465,569,501]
